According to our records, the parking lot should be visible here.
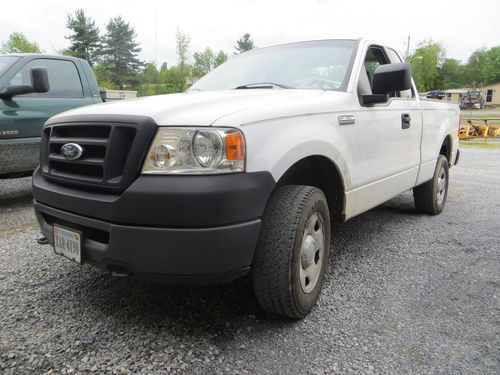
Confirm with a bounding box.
[0,147,499,374]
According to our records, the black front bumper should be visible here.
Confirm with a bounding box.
[33,169,275,284]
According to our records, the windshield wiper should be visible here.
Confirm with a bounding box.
[234,82,293,90]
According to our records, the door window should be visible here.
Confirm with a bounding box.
[364,47,388,87]
[358,46,413,99]
[358,46,390,97]
[385,48,402,64]
[385,48,413,99]
[8,59,83,97]
[0,56,19,78]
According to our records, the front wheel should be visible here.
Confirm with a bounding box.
[413,155,449,215]
[252,185,331,318]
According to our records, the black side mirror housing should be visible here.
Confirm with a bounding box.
[0,66,50,99]
[361,62,412,106]
[361,93,388,105]
[31,67,50,93]
[372,62,412,94]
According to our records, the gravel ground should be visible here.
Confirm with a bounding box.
[0,148,499,375]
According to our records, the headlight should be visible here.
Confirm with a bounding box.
[142,127,245,174]
[193,130,223,167]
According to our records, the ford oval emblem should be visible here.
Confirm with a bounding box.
[60,143,83,160]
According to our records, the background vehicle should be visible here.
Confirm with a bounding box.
[460,90,485,109]
[32,39,459,318]
[0,54,102,178]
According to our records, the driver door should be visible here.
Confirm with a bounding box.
[350,46,422,215]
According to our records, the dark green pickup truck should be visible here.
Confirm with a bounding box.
[0,54,102,178]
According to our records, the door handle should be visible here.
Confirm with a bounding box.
[401,113,411,129]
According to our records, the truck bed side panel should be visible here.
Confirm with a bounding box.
[416,99,459,185]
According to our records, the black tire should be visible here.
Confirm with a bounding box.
[252,185,331,319]
[413,155,449,215]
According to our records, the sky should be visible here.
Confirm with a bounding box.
[0,0,498,66]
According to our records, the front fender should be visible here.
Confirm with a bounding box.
[242,115,353,190]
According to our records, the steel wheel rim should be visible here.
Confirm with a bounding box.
[299,212,325,294]
[436,166,447,205]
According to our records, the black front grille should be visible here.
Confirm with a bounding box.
[40,119,157,193]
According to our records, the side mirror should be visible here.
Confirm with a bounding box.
[31,67,50,93]
[0,67,50,99]
[361,62,412,105]
[372,62,412,94]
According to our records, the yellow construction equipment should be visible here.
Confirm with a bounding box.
[459,118,500,140]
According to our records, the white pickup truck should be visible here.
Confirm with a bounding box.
[33,38,459,318]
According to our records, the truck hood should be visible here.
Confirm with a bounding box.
[52,89,351,127]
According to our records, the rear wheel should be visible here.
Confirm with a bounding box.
[252,185,331,318]
[413,155,449,215]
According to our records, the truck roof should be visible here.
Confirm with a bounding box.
[0,53,87,63]
[235,38,401,60]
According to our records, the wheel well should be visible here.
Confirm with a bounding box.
[276,156,345,225]
[440,135,452,164]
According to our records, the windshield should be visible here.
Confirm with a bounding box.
[190,40,358,92]
[0,56,19,78]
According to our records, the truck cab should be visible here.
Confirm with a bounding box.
[0,54,101,178]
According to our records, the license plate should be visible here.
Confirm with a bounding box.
[53,226,82,264]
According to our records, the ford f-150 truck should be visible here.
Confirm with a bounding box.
[0,54,101,178]
[33,39,459,318]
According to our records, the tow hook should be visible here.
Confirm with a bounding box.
[107,265,131,278]
[37,236,49,245]
[110,270,130,277]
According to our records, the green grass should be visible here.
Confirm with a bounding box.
[460,108,500,119]
[461,114,499,118]
[459,141,500,149]
[460,112,500,125]
[461,120,500,126]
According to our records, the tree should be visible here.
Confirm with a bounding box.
[463,47,500,86]
[0,32,42,54]
[93,62,116,89]
[406,41,500,90]
[214,50,229,67]
[66,9,100,66]
[175,27,191,90]
[141,62,158,84]
[192,48,229,79]
[408,39,445,91]
[100,16,143,89]
[192,47,215,78]
[482,46,500,84]
[58,48,74,56]
[175,27,190,67]
[463,48,486,87]
[162,66,185,93]
[440,58,465,89]
[234,33,255,53]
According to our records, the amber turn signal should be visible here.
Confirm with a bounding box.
[225,132,245,160]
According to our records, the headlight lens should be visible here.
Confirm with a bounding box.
[142,127,245,174]
[193,130,223,167]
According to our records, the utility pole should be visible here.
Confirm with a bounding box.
[405,35,411,60]
[155,11,158,95]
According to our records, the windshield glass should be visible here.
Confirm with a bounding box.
[0,56,19,78]
[190,40,357,92]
